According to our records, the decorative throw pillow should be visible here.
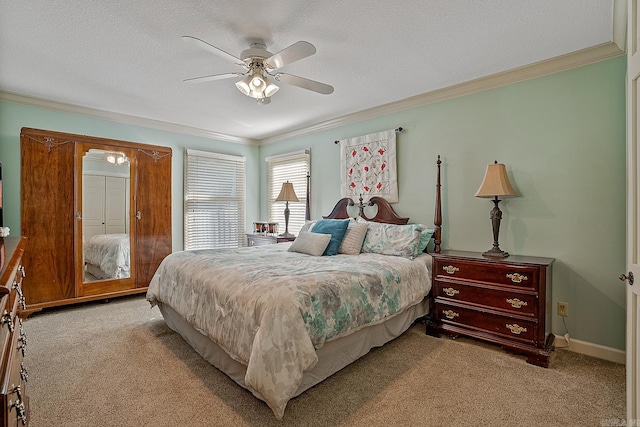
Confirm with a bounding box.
[417,227,435,254]
[298,220,317,234]
[338,221,368,255]
[287,232,331,256]
[310,219,350,256]
[360,222,423,258]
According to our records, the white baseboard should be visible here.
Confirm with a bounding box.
[554,335,625,365]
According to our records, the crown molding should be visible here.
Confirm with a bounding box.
[0,91,260,146]
[261,41,624,145]
[612,0,627,52]
[1,39,624,148]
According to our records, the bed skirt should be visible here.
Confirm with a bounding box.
[157,297,429,407]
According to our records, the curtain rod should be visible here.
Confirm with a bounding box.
[334,127,403,144]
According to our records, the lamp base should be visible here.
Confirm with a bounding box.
[279,232,295,238]
[482,247,510,258]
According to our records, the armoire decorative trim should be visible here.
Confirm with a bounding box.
[21,133,75,152]
[138,149,172,161]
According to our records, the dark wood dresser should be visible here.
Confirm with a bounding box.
[427,250,555,367]
[246,234,296,247]
[0,237,29,425]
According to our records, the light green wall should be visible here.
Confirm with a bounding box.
[259,56,627,350]
[0,56,626,351]
[0,102,261,251]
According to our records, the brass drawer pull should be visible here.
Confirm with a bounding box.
[442,309,459,320]
[1,311,14,333]
[13,285,26,310]
[18,338,26,358]
[20,362,28,383]
[9,390,27,426]
[506,323,527,335]
[506,298,527,309]
[506,273,528,283]
[442,287,460,297]
[443,265,459,275]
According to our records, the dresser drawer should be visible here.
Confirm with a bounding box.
[434,259,539,290]
[434,279,537,317]
[0,294,14,364]
[435,301,537,343]
[4,318,28,426]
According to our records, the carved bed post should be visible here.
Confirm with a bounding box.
[434,155,442,254]
[305,172,311,221]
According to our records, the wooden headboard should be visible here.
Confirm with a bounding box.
[323,155,442,253]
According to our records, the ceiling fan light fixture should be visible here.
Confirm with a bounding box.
[105,152,127,165]
[264,81,279,97]
[184,36,334,102]
[235,75,252,96]
[249,74,266,92]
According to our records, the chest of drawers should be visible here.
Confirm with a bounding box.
[246,234,296,247]
[0,237,29,425]
[427,250,555,367]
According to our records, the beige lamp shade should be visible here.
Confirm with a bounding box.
[275,181,299,202]
[475,161,518,198]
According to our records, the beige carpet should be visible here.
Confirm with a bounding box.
[22,295,625,426]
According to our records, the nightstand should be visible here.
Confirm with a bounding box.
[246,234,296,247]
[427,250,555,367]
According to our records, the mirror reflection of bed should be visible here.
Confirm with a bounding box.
[82,149,131,282]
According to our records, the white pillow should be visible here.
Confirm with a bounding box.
[287,232,331,256]
[298,220,317,234]
[338,221,368,255]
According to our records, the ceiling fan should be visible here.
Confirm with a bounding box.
[182,36,334,104]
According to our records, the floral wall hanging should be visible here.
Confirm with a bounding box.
[339,129,398,203]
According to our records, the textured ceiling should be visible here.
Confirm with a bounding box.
[0,1,615,142]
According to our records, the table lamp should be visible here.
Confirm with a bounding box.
[275,181,299,238]
[475,161,518,257]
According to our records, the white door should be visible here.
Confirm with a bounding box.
[105,176,127,234]
[627,0,640,421]
[82,174,106,242]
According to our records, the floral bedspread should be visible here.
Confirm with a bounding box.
[146,243,431,419]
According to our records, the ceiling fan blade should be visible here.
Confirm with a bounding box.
[275,73,334,95]
[183,73,243,84]
[264,41,316,70]
[182,36,247,67]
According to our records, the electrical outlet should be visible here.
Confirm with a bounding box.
[558,301,569,317]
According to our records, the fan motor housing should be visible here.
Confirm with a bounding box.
[240,43,272,61]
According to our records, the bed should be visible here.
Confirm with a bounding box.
[147,157,443,420]
[83,233,131,280]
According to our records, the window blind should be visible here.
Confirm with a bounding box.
[267,150,310,236]
[184,149,246,250]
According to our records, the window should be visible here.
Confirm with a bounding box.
[184,149,246,250]
[266,150,310,236]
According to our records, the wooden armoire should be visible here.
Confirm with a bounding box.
[20,128,172,312]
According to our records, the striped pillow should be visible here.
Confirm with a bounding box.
[338,221,368,255]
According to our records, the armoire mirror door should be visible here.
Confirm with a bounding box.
[75,143,136,297]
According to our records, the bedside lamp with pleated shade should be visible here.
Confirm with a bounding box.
[275,181,299,238]
[475,161,518,258]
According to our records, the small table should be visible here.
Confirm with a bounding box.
[246,234,296,247]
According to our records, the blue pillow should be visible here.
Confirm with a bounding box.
[417,228,435,254]
[311,219,350,256]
